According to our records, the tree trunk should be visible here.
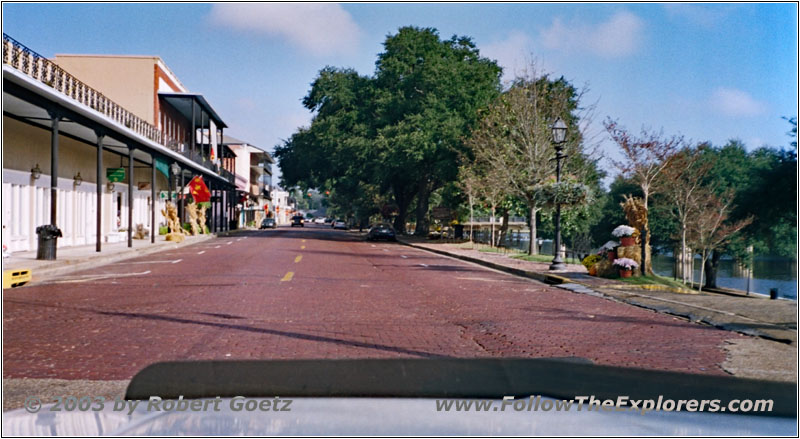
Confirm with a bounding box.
[528,205,538,255]
[468,194,474,243]
[698,250,707,292]
[704,250,721,289]
[490,206,495,247]
[413,184,431,236]
[641,192,650,275]
[680,223,687,284]
[641,225,650,275]
[393,199,410,234]
[498,209,509,246]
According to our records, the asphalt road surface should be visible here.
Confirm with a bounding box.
[3,225,732,381]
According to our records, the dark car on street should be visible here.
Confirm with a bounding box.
[291,215,305,227]
[260,218,277,229]
[366,223,396,241]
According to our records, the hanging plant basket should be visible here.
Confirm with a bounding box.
[533,181,592,207]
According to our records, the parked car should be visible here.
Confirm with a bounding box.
[366,223,396,241]
[260,218,277,229]
[333,219,348,230]
[291,215,305,227]
[314,217,326,224]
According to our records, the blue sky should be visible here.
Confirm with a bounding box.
[3,3,797,185]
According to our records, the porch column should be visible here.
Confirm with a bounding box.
[223,190,227,231]
[179,171,185,224]
[127,146,136,247]
[48,110,61,226]
[199,110,206,161]
[151,156,156,243]
[191,102,196,159]
[208,179,214,233]
[167,164,173,202]
[95,130,104,252]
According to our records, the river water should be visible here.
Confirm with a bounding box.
[650,254,797,300]
[473,230,797,300]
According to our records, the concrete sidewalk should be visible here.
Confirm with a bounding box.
[400,238,798,346]
[2,229,245,287]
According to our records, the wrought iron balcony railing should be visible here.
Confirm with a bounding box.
[2,33,165,144]
[219,168,236,185]
[3,34,225,181]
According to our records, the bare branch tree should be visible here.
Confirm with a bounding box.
[657,144,713,283]
[465,63,596,254]
[605,120,684,274]
[687,188,753,291]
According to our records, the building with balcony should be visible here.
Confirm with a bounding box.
[2,34,237,255]
[270,188,297,226]
[221,135,275,227]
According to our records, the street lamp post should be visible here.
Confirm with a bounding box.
[549,117,568,271]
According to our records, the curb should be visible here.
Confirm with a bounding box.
[397,239,571,286]
[399,239,796,345]
[398,240,697,296]
[608,283,699,295]
[9,233,218,287]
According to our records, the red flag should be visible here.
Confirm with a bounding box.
[189,176,211,206]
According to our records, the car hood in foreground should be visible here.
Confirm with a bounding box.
[5,358,795,436]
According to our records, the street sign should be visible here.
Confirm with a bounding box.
[107,168,125,182]
[159,191,177,200]
[432,206,451,220]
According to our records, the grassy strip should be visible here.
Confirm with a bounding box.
[510,254,581,265]
[618,274,690,290]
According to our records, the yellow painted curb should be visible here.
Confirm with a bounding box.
[610,283,698,295]
[3,268,32,289]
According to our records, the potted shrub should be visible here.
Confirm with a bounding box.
[612,225,637,247]
[598,240,618,262]
[613,258,639,278]
[581,254,602,276]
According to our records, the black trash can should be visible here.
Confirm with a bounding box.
[769,288,779,300]
[36,225,62,260]
[454,224,464,239]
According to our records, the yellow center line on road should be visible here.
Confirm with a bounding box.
[281,271,294,282]
[301,245,306,250]
[295,255,302,263]
[302,239,306,242]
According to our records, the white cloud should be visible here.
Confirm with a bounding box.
[710,87,767,117]
[663,4,742,28]
[481,31,533,81]
[539,11,644,58]
[209,4,362,56]
[481,31,558,84]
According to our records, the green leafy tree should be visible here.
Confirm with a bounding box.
[374,27,502,235]
[275,28,501,235]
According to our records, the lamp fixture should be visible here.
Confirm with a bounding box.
[107,181,115,192]
[551,117,568,145]
[31,164,42,180]
[73,172,83,186]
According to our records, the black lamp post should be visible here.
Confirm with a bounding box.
[549,117,568,271]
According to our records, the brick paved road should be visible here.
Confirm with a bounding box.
[3,226,732,380]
